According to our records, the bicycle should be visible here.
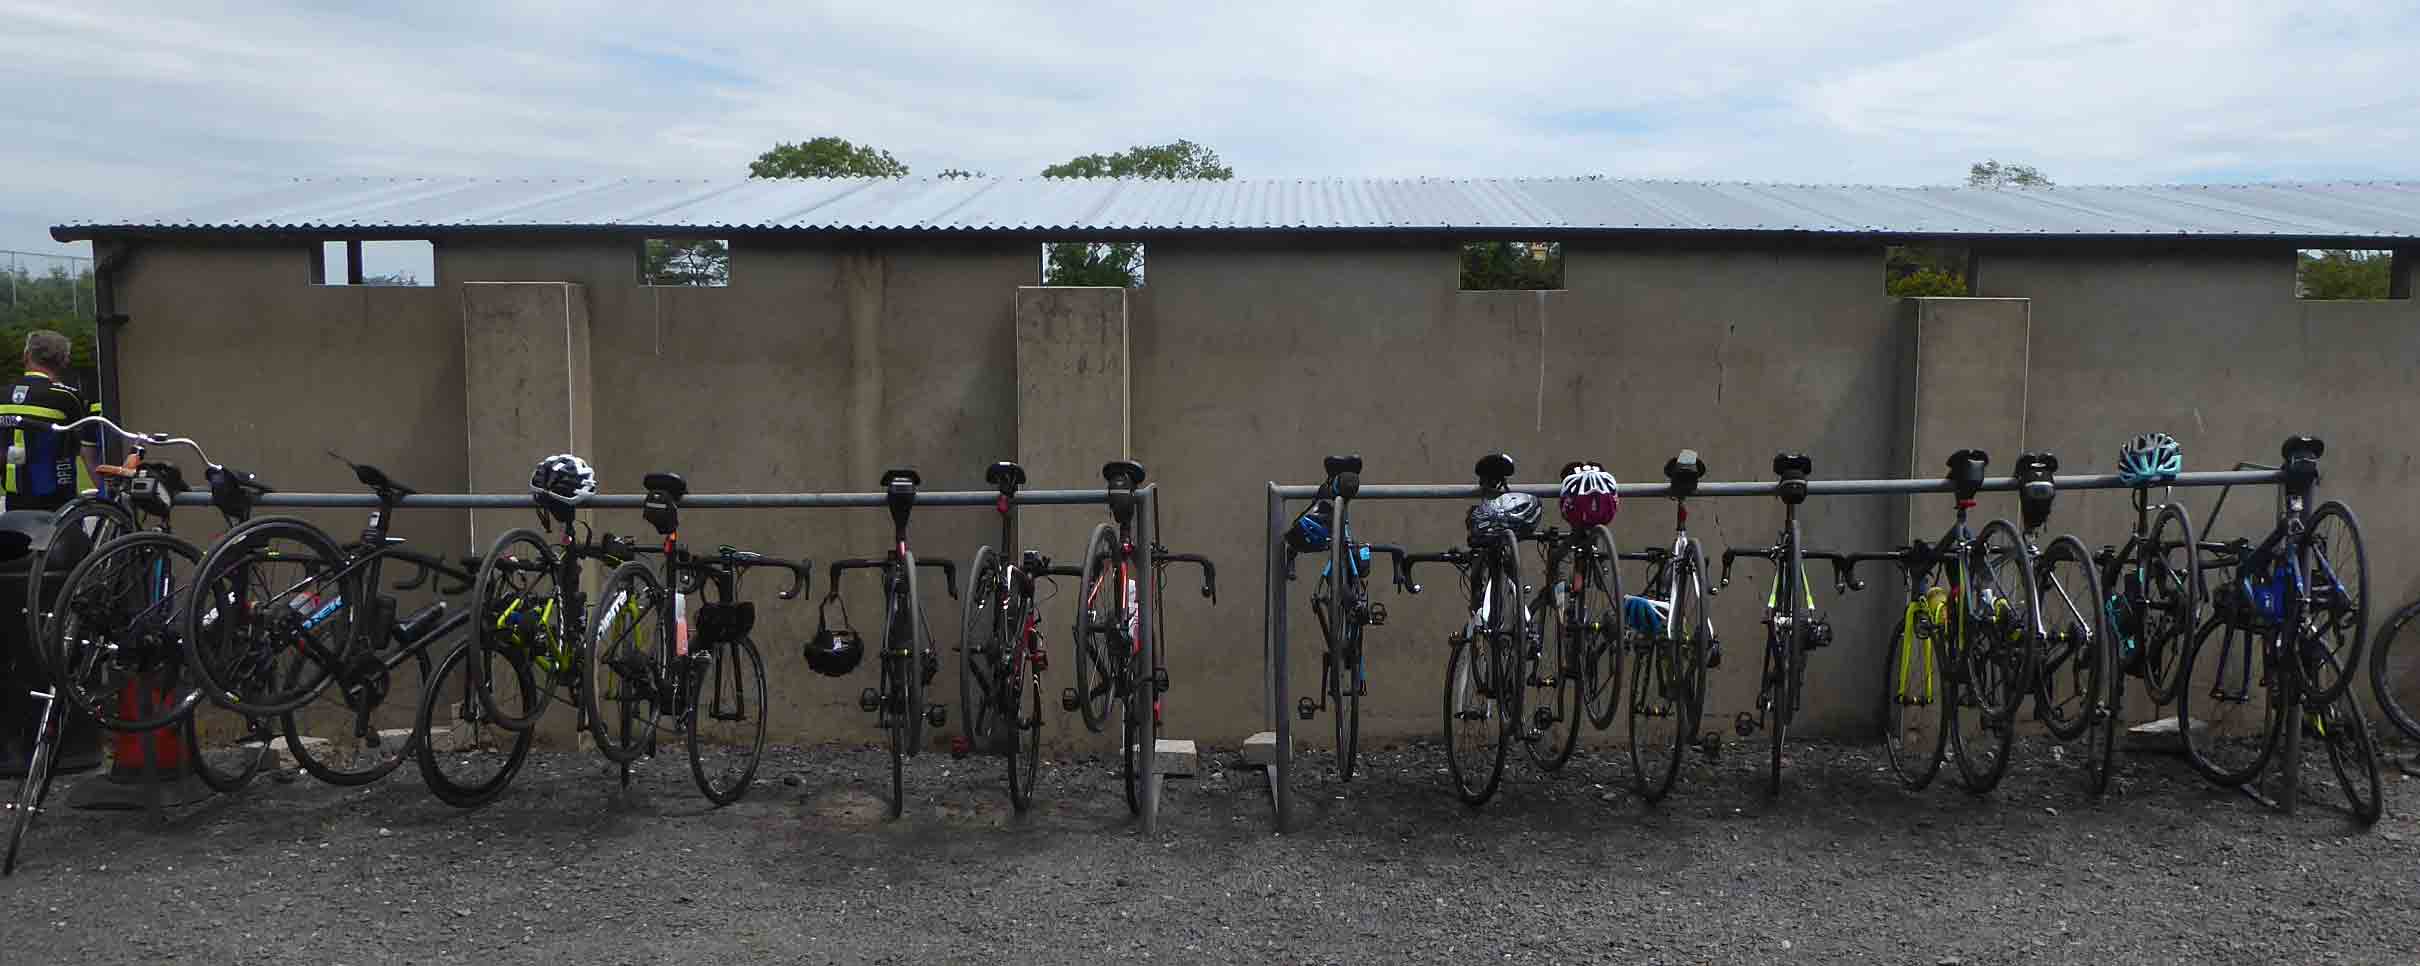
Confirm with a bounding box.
[415,456,620,807]
[589,471,806,804]
[2178,437,2375,822]
[1618,450,1716,802]
[1279,455,1410,783]
[183,456,485,788]
[960,461,1079,810]
[1400,454,1538,806]
[2371,594,2420,743]
[1836,449,2037,794]
[828,468,957,820]
[1067,460,1217,814]
[2095,433,2202,708]
[2005,452,2120,796]
[1506,460,1623,773]
[1713,452,1862,796]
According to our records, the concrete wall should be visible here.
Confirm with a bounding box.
[107,235,2420,751]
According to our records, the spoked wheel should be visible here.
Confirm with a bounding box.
[182,518,353,717]
[883,648,906,820]
[2136,504,2200,706]
[187,702,277,793]
[1578,526,1626,731]
[2297,502,2368,706]
[959,546,1004,755]
[686,635,768,806]
[589,562,665,770]
[414,638,538,808]
[4,695,63,876]
[1006,618,1043,812]
[1763,625,1798,798]
[2034,536,2115,794]
[2312,691,2382,825]
[1442,604,1512,807]
[1525,558,1587,773]
[1883,586,1949,791]
[278,647,429,787]
[1627,548,1705,803]
[2369,600,2420,741]
[50,532,208,731]
[466,529,564,732]
[26,500,134,680]
[2178,617,2283,787]
[1951,522,2036,794]
[1322,570,1365,782]
[1072,524,1118,733]
[1120,660,1145,816]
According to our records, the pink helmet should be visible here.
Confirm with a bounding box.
[1559,461,1619,527]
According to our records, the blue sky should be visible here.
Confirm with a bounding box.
[3,0,2416,260]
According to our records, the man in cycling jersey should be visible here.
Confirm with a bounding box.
[0,330,101,777]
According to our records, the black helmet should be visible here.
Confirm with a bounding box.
[804,595,863,677]
[530,454,597,509]
[1466,492,1543,541]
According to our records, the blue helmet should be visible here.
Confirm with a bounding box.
[2117,433,2182,486]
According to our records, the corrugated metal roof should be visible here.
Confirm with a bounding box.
[52,176,2420,242]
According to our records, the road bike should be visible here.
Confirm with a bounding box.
[1509,464,1621,773]
[1618,450,1716,801]
[1401,454,1537,806]
[1713,452,1859,796]
[2005,452,2119,795]
[829,468,957,819]
[1280,454,1409,783]
[2096,472,2201,710]
[960,461,1079,810]
[589,471,806,804]
[1067,460,1216,814]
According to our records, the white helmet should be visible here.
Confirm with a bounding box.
[530,454,597,508]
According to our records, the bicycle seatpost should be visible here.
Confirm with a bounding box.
[881,468,920,541]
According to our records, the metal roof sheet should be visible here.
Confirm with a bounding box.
[52,176,2420,242]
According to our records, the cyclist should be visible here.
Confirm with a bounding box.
[0,330,102,779]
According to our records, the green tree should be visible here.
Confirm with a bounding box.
[2297,249,2394,299]
[641,238,730,286]
[1040,140,1234,287]
[935,168,985,178]
[1967,160,2053,189]
[749,137,910,179]
[1885,245,1971,296]
[1460,241,1563,290]
[0,262,98,366]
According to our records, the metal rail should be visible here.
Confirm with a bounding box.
[1262,466,2303,833]
[162,484,1168,833]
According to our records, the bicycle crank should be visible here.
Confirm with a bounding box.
[1733,711,1759,737]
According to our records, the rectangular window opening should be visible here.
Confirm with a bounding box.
[313,240,434,286]
[2297,249,2406,300]
[1040,242,1145,287]
[641,239,731,287]
[1459,241,1563,290]
[1885,244,1970,297]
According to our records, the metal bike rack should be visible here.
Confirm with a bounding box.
[173,484,1173,833]
[1262,467,2298,833]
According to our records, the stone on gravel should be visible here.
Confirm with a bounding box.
[2125,715,2204,753]
[1240,731,1279,766]
[1154,739,1199,777]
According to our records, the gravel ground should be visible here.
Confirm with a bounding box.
[4,731,2416,965]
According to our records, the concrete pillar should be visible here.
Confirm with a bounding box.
[1902,297,2031,539]
[1014,286,1129,742]
[461,282,593,547]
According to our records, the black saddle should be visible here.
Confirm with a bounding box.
[1772,452,1812,481]
[986,461,1026,491]
[881,467,920,489]
[1322,454,1362,478]
[1665,450,1706,498]
[1102,460,1146,488]
[642,472,688,501]
[1474,453,1517,484]
[2281,436,2324,463]
[353,463,416,496]
[1945,449,1987,499]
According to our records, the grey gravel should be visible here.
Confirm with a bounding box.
[3,733,2414,965]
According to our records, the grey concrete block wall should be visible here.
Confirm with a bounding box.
[104,235,2420,752]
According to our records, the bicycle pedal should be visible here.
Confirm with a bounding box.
[1733,712,1756,738]
[858,688,882,713]
[1060,688,1079,712]
[1297,697,1317,721]
[1706,642,1723,670]
[1152,668,1170,694]
[1697,731,1722,759]
[1366,603,1388,627]
[925,704,948,728]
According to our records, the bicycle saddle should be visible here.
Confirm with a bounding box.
[1665,450,1707,494]
[2280,436,2325,463]
[986,461,1026,490]
[210,465,270,494]
[1474,453,1517,483]
[2015,451,2058,530]
[1945,449,1987,499]
[1322,454,1362,478]
[353,463,416,496]
[1102,460,1146,488]
[880,467,921,489]
[1771,452,1812,481]
[2013,451,2058,478]
[642,471,688,501]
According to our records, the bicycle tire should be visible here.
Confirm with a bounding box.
[1122,655,1144,815]
[50,531,207,731]
[902,550,928,757]
[27,500,134,682]
[1629,540,1703,802]
[413,638,538,808]
[4,695,61,876]
[182,516,355,717]
[1883,581,1949,792]
[2138,504,2200,707]
[1442,594,1511,807]
[959,546,1003,753]
[2032,536,2104,744]
[1950,522,2031,794]
[2367,599,2420,741]
[1072,523,1118,733]
[1333,568,1363,782]
[1579,526,1626,730]
[279,644,430,787]
[1524,570,1580,773]
[2177,617,2282,786]
[187,704,275,793]
[588,561,664,766]
[465,528,562,733]
[1007,602,1042,811]
[687,634,768,806]
[2296,501,2367,706]
[2320,692,2382,825]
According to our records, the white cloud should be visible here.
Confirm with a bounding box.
[3,0,2415,254]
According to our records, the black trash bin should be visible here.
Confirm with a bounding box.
[0,509,102,777]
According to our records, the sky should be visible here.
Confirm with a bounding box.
[4,0,2417,263]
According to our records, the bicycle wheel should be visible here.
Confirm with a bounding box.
[279,643,430,787]
[4,694,62,876]
[466,529,563,732]
[413,637,538,808]
[2316,692,2382,825]
[2298,502,2367,706]
[1331,568,1364,782]
[187,701,275,793]
[1006,612,1042,811]
[182,517,351,717]
[1579,527,1626,730]
[687,635,768,806]
[49,531,207,731]
[1121,652,1144,815]
[1442,592,1512,807]
[2137,504,2200,707]
[1524,574,1581,772]
[1072,523,1118,732]
[2369,600,2420,741]
[1951,523,2033,794]
[588,561,664,767]
[1883,585,1949,791]
[2177,617,2282,786]
[901,552,928,757]
[882,636,906,820]
[27,500,133,681]
[959,546,1003,753]
[2032,536,2105,743]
